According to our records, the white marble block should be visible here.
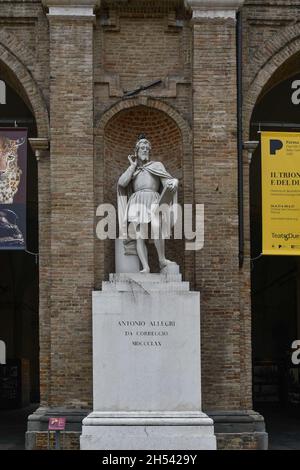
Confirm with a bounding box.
[80,274,216,450]
[115,239,140,273]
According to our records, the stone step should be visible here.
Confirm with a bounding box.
[102,281,190,292]
[109,273,183,283]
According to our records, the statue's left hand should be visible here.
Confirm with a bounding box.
[167,179,178,193]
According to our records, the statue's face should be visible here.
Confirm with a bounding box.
[137,141,150,162]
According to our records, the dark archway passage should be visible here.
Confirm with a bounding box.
[250,66,300,448]
[0,73,39,414]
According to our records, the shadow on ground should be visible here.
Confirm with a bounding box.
[0,404,38,450]
[256,404,300,450]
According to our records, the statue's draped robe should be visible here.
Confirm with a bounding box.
[117,161,178,255]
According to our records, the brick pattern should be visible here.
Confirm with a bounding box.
[32,430,263,451]
[239,150,252,409]
[216,433,261,450]
[34,432,80,450]
[32,429,264,451]
[192,18,243,410]
[94,9,192,122]
[0,2,49,137]
[243,14,300,133]
[102,16,183,93]
[0,41,49,138]
[38,154,51,406]
[47,16,94,407]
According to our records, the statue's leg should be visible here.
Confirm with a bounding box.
[154,238,166,266]
[154,238,176,269]
[136,239,150,273]
[135,223,150,273]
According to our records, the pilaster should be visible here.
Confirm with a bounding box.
[185,0,244,19]
[185,0,267,450]
[45,0,97,408]
[186,0,248,408]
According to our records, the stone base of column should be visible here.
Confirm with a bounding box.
[26,406,90,450]
[81,411,216,450]
[208,410,268,450]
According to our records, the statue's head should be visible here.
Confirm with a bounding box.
[135,134,151,163]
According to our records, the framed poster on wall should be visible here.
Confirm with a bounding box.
[261,131,300,256]
[0,128,27,250]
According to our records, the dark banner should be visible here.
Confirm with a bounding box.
[0,128,27,250]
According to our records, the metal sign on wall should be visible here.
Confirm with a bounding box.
[261,131,300,256]
[0,128,27,250]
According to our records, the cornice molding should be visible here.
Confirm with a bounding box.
[29,138,50,162]
[185,0,244,19]
[243,140,259,164]
[42,0,100,17]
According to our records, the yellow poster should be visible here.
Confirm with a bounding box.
[261,131,300,255]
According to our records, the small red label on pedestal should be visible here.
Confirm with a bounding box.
[48,417,66,431]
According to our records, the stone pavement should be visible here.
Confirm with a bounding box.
[256,405,300,450]
[0,404,38,450]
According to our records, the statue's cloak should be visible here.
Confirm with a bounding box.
[117,161,178,255]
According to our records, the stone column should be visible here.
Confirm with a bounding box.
[29,138,51,409]
[26,0,100,450]
[240,140,258,412]
[185,0,267,449]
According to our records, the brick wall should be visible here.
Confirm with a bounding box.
[47,14,94,407]
[33,431,80,450]
[192,16,243,410]
[243,1,300,131]
[94,3,194,288]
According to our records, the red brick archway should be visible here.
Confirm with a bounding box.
[0,38,49,139]
[244,24,300,137]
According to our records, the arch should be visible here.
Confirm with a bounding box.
[0,30,35,66]
[244,23,300,138]
[95,97,192,143]
[0,42,49,139]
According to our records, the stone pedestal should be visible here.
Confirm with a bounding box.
[115,240,140,273]
[80,274,216,450]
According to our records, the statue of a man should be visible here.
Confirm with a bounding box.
[117,135,179,273]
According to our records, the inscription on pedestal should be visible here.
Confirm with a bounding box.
[118,320,176,347]
[92,287,201,412]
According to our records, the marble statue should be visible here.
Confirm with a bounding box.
[117,135,179,273]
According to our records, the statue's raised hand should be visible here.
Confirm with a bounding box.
[128,155,137,168]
